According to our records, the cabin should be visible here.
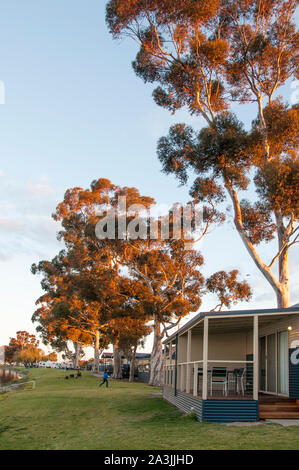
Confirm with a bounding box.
[163,305,299,422]
[100,351,151,366]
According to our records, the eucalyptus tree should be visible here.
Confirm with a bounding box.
[52,178,208,385]
[31,252,109,370]
[106,0,299,308]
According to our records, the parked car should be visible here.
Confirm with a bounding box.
[122,364,138,379]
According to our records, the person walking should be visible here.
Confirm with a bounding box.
[99,370,109,388]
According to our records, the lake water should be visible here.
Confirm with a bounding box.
[0,369,21,384]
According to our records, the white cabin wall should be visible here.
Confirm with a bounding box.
[259,315,299,347]
[178,334,187,363]
[191,334,203,362]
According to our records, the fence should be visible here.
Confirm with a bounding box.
[165,360,254,399]
[137,370,150,383]
[0,380,36,394]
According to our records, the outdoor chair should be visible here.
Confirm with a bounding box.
[227,370,237,395]
[227,368,245,395]
[197,368,203,392]
[236,368,245,396]
[210,367,228,396]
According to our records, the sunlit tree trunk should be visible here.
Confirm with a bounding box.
[276,213,290,308]
[149,315,163,387]
[227,184,290,309]
[129,346,137,383]
[276,255,289,309]
[113,345,122,379]
[93,330,100,373]
[73,342,80,369]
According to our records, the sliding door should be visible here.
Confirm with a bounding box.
[278,331,288,395]
[259,336,266,392]
[259,331,289,395]
[267,334,277,393]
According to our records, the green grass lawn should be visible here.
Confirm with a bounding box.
[0,368,299,450]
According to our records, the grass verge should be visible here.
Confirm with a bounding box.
[0,368,298,450]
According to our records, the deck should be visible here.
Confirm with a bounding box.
[165,386,299,419]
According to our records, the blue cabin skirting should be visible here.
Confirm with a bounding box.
[163,387,259,423]
[202,400,259,423]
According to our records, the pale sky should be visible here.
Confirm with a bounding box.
[0,1,298,357]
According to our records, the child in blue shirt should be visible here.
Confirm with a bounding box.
[99,370,109,388]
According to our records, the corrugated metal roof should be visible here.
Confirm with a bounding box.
[163,306,299,344]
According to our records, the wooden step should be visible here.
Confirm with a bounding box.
[260,404,299,412]
[259,396,299,418]
[259,398,296,404]
[260,411,299,419]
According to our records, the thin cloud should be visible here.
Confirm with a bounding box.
[25,183,55,199]
[0,175,62,262]
[0,217,25,232]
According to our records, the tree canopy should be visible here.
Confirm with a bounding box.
[106,0,299,308]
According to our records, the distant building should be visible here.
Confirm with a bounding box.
[101,351,114,365]
[100,351,151,366]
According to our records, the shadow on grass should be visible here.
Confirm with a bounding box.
[0,424,11,435]
[112,392,184,425]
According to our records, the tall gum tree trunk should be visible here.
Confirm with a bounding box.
[73,342,79,369]
[149,315,163,387]
[277,251,289,308]
[129,347,137,383]
[94,330,100,373]
[113,345,122,379]
[227,184,290,309]
[276,213,290,308]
